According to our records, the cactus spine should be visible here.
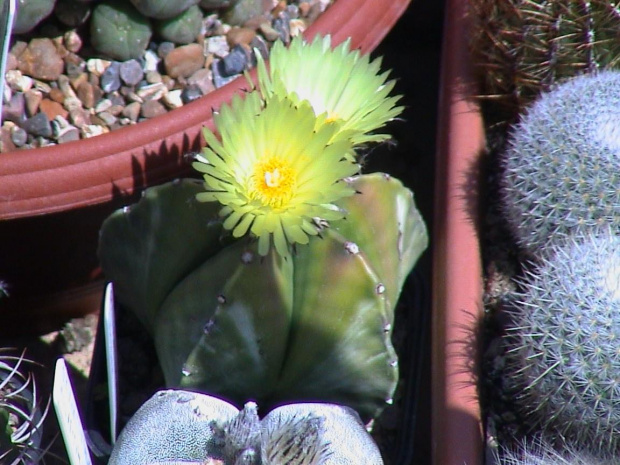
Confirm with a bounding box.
[504,230,620,453]
[469,0,620,120]
[499,71,620,254]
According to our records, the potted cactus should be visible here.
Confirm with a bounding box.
[107,390,384,464]
[0,0,412,337]
[435,0,620,463]
[83,29,428,464]
[0,348,49,464]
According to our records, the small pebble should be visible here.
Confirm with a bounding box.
[145,71,162,84]
[162,89,183,109]
[68,108,91,128]
[205,35,230,58]
[86,58,110,77]
[122,102,141,122]
[272,13,291,43]
[32,80,52,93]
[218,45,248,76]
[164,44,205,79]
[94,98,113,114]
[94,111,117,126]
[259,23,280,42]
[141,100,167,118]
[101,62,122,93]
[58,75,77,99]
[76,81,96,109]
[157,42,175,59]
[2,93,26,123]
[63,96,83,112]
[136,82,167,101]
[289,19,306,37]
[63,30,83,53]
[120,60,144,86]
[181,84,203,104]
[22,112,52,138]
[187,68,215,95]
[211,59,238,88]
[250,35,269,60]
[107,105,124,117]
[81,124,106,138]
[52,116,80,143]
[10,126,28,147]
[143,50,160,72]
[227,27,256,47]
[49,88,65,103]
[0,126,16,152]
[5,70,33,92]
[24,89,43,116]
[17,38,65,81]
[40,98,69,120]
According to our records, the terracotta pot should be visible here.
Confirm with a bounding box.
[432,0,485,463]
[0,0,412,336]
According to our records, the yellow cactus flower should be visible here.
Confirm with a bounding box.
[256,34,404,148]
[193,92,359,257]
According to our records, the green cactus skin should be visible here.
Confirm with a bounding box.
[469,0,620,120]
[155,4,203,45]
[505,230,620,453]
[99,175,428,421]
[130,0,200,19]
[497,440,613,465]
[13,0,56,34]
[90,0,153,61]
[108,389,384,464]
[499,71,620,255]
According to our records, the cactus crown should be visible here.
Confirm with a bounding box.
[499,71,620,254]
[505,230,620,453]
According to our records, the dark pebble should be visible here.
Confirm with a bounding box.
[106,91,126,107]
[157,41,175,59]
[180,84,203,104]
[219,45,247,77]
[120,59,144,86]
[272,12,291,44]
[101,62,121,93]
[22,112,52,138]
[65,61,85,78]
[250,35,269,61]
[212,59,238,88]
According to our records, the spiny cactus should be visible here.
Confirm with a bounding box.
[108,389,384,464]
[504,230,620,453]
[0,349,49,464]
[499,71,620,255]
[469,0,620,121]
[497,439,613,465]
[90,0,153,61]
[99,175,428,421]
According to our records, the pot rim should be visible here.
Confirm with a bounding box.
[0,0,412,219]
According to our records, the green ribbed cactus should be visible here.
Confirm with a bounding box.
[13,0,56,34]
[154,4,203,44]
[469,0,620,120]
[109,389,384,464]
[90,0,153,61]
[99,174,428,421]
[130,0,200,19]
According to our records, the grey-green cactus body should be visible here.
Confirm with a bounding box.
[99,174,428,421]
[108,389,384,464]
[505,230,620,453]
[499,71,620,254]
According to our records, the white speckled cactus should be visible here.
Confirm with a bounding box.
[499,71,620,254]
[497,439,613,465]
[108,389,384,464]
[505,230,620,453]
[99,174,428,421]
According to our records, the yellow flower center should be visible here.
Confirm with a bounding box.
[248,157,297,209]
